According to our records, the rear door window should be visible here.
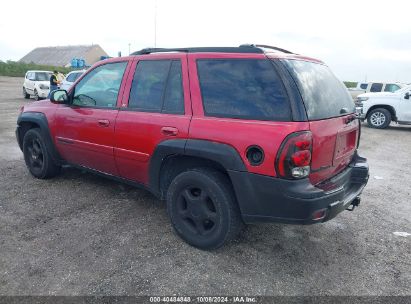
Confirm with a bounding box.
[282,59,355,120]
[197,59,291,121]
[128,60,184,114]
[360,83,368,90]
[370,83,383,92]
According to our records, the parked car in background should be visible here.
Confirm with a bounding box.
[16,45,369,249]
[348,82,404,100]
[356,85,411,128]
[22,70,52,101]
[60,70,86,91]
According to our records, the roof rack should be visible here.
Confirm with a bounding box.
[239,44,294,54]
[131,44,293,55]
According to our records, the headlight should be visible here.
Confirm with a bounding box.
[355,96,368,106]
[39,84,49,90]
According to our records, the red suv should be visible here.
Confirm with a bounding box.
[16,45,369,249]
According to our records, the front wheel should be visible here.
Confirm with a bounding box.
[367,108,391,129]
[23,128,61,179]
[167,168,244,250]
[23,87,30,99]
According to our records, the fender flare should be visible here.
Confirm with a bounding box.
[17,112,62,163]
[148,139,247,196]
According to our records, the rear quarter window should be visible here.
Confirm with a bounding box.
[196,59,291,121]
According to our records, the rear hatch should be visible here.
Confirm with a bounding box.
[282,59,358,185]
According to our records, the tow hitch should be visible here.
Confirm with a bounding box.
[346,197,361,211]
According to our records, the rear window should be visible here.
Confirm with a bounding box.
[35,72,51,81]
[197,59,291,121]
[282,60,355,120]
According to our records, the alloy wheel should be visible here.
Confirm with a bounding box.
[27,138,44,171]
[370,111,386,127]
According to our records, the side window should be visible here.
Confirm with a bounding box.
[370,83,383,92]
[66,73,78,82]
[73,72,83,82]
[72,62,127,108]
[128,60,184,114]
[163,61,184,114]
[197,59,291,121]
[384,84,401,92]
[360,83,368,90]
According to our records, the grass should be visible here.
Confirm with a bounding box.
[0,61,72,77]
[343,81,357,88]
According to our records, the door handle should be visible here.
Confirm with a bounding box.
[97,119,110,127]
[161,126,178,136]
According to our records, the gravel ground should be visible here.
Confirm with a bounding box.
[0,76,410,296]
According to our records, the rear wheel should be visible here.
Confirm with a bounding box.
[367,108,391,129]
[23,128,61,179]
[167,168,243,250]
[23,87,30,99]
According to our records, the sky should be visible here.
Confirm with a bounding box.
[0,0,410,83]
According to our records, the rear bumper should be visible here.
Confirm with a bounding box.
[229,152,369,224]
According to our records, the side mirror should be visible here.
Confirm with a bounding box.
[405,92,410,100]
[50,89,69,104]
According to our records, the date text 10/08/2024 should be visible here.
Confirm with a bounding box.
[149,296,257,303]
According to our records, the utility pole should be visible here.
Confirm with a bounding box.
[154,0,157,48]
[128,43,131,55]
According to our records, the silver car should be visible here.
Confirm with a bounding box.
[60,70,86,91]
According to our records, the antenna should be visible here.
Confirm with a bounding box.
[154,0,157,48]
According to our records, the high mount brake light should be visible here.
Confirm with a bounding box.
[276,131,313,179]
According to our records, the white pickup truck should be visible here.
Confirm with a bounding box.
[356,85,411,128]
[348,82,404,100]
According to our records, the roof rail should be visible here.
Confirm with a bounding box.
[239,44,294,54]
[131,45,294,56]
[131,46,264,55]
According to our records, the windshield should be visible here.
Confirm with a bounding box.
[35,72,52,81]
[282,59,355,120]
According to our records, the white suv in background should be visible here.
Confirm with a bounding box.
[60,70,86,91]
[22,71,52,100]
[356,85,411,128]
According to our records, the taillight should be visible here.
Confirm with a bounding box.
[276,131,312,179]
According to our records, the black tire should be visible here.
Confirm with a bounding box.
[23,87,30,99]
[23,128,61,179]
[167,168,244,250]
[34,89,40,101]
[367,108,391,129]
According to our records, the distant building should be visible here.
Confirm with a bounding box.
[19,45,108,67]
